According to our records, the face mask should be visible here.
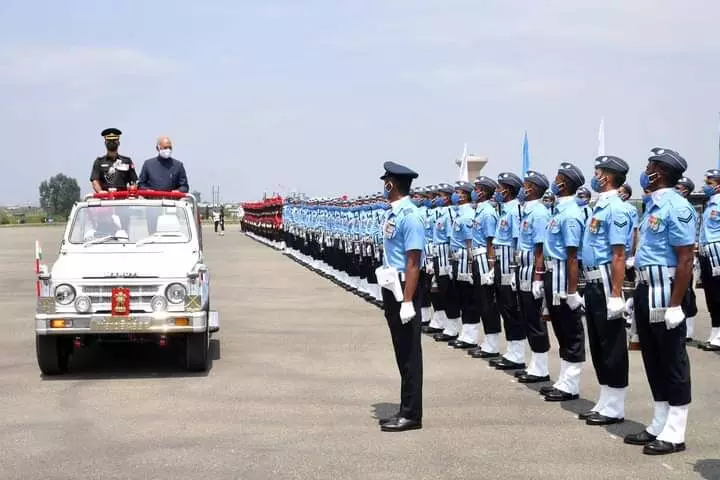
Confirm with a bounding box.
[424,199,433,208]
[434,197,447,207]
[158,148,172,159]
[450,193,461,205]
[412,198,421,206]
[544,201,554,210]
[703,185,716,198]
[575,197,588,207]
[517,188,528,203]
[383,182,392,200]
[590,176,604,193]
[470,190,479,203]
[640,171,657,190]
[494,191,505,204]
[105,141,119,152]
[550,182,562,196]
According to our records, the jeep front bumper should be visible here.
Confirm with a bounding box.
[35,311,208,335]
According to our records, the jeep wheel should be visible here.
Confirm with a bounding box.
[185,330,209,372]
[36,335,71,375]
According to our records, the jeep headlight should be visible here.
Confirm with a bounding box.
[54,284,76,305]
[165,283,186,304]
[74,296,92,313]
[151,296,168,312]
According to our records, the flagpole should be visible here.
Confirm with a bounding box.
[522,131,530,175]
[598,117,606,157]
[717,112,720,169]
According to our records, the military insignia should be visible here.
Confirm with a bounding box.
[648,215,661,231]
[186,295,201,311]
[522,220,529,231]
[111,288,130,316]
[613,220,628,228]
[711,209,719,220]
[499,219,509,231]
[589,218,600,234]
[436,221,445,230]
[384,219,396,237]
[677,211,693,224]
[36,297,55,314]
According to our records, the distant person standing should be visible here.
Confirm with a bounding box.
[138,136,189,193]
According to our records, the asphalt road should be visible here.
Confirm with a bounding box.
[2,226,719,480]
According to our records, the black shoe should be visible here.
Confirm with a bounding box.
[700,342,720,351]
[467,347,484,356]
[380,417,422,432]
[539,385,555,395]
[378,414,400,426]
[578,410,598,421]
[433,333,458,342]
[643,439,686,455]
[624,430,657,446]
[517,373,550,384]
[544,388,579,402]
[450,340,477,349]
[494,358,526,370]
[422,326,443,334]
[471,350,500,359]
[421,321,430,328]
[586,414,624,426]
[513,369,528,378]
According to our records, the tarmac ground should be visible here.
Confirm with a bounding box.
[2,225,719,479]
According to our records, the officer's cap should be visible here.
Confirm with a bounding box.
[101,128,122,140]
[380,161,419,180]
[497,172,523,191]
[523,170,549,190]
[454,181,474,193]
[436,183,454,194]
[594,155,629,174]
[620,183,633,197]
[576,186,591,199]
[557,162,585,187]
[473,176,499,191]
[676,176,695,192]
[648,147,687,173]
[705,169,720,180]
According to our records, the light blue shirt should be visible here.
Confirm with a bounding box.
[382,196,426,272]
[450,203,475,250]
[494,198,520,247]
[636,188,696,268]
[432,206,452,244]
[544,197,585,261]
[619,201,639,256]
[472,201,498,248]
[580,191,631,267]
[700,194,720,245]
[518,200,550,252]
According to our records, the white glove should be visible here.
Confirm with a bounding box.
[566,292,584,311]
[399,302,416,324]
[481,271,495,286]
[510,275,517,291]
[607,296,626,319]
[625,256,635,269]
[664,306,685,330]
[624,297,634,316]
[532,280,544,300]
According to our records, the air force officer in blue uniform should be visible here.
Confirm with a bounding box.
[377,162,426,432]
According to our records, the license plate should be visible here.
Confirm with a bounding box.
[90,316,151,332]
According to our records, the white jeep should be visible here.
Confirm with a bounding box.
[34,190,219,375]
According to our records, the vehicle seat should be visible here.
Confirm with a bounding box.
[155,215,181,233]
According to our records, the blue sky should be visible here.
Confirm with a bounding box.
[1,0,719,204]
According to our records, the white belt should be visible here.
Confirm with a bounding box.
[472,247,487,257]
[584,269,603,282]
[544,259,554,271]
[636,267,676,283]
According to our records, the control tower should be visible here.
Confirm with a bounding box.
[455,146,489,180]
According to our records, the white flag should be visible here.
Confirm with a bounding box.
[458,143,469,182]
[597,117,606,157]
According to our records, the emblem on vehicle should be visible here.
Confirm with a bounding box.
[106,272,138,278]
[111,288,130,316]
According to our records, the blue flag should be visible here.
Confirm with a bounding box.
[717,113,720,169]
[522,131,530,175]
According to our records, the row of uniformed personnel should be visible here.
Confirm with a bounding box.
[266,149,720,453]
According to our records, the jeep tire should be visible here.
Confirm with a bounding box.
[185,330,209,371]
[36,335,71,375]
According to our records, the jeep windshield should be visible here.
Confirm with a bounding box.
[69,204,192,245]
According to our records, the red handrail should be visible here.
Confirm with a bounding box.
[92,189,188,200]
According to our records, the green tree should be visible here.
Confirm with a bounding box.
[39,173,81,219]
[191,190,202,203]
